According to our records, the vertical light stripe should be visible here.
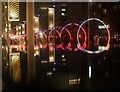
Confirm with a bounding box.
[0,1,2,91]
[89,66,91,78]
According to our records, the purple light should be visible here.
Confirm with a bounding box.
[54,62,56,65]
[53,5,55,8]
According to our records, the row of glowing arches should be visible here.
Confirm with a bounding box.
[10,23,86,51]
[10,18,110,54]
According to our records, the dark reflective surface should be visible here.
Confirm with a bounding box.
[2,44,120,91]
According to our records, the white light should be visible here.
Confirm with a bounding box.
[42,60,48,63]
[35,18,38,22]
[22,31,25,34]
[98,46,106,51]
[6,24,8,27]
[40,31,43,36]
[5,28,7,32]
[12,36,16,39]
[10,12,16,18]
[62,55,65,58]
[90,0,92,2]
[40,44,42,48]
[61,9,66,11]
[53,5,55,8]
[9,24,11,28]
[2,46,4,49]
[5,6,7,8]
[34,53,36,56]
[39,31,43,37]
[47,72,52,76]
[6,63,9,66]
[62,59,66,61]
[78,78,80,82]
[98,25,110,29]
[61,13,65,16]
[89,66,91,78]
[104,9,107,13]
[53,68,55,71]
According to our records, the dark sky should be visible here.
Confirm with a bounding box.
[11,2,120,34]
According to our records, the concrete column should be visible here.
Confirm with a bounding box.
[26,1,35,83]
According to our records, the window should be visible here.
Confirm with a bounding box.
[61,8,66,11]
[61,13,65,16]
[62,3,67,7]
[103,9,107,14]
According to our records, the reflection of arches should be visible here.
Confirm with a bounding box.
[60,23,86,50]
[77,26,87,50]
[60,28,71,49]
[48,28,61,45]
[35,31,48,48]
[38,33,47,45]
[10,23,87,51]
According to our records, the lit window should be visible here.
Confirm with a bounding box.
[6,24,8,27]
[41,7,47,10]
[4,6,7,8]
[99,4,101,8]
[61,13,65,16]
[53,5,55,8]
[62,3,66,7]
[42,60,48,63]
[5,28,7,32]
[69,78,80,85]
[62,55,65,58]
[103,9,107,14]
[47,72,52,76]
[89,66,91,78]
[61,8,66,11]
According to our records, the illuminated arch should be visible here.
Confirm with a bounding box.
[77,18,110,54]
[60,23,87,50]
[48,27,61,45]
[35,31,48,49]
